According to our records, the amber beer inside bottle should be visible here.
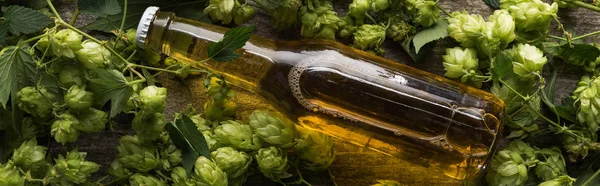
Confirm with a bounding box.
[137,7,504,180]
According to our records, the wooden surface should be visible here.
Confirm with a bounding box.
[49,0,600,185]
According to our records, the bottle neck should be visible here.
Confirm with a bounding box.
[144,11,280,92]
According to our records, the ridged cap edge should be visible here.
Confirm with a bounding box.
[135,6,160,49]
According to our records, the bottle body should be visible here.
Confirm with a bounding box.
[143,11,504,180]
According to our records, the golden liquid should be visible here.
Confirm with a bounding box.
[145,11,504,180]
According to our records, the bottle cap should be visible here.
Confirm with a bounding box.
[135,6,160,49]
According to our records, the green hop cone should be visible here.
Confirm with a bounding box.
[160,144,182,170]
[442,47,479,78]
[406,0,440,27]
[139,85,168,114]
[442,47,483,87]
[573,75,600,131]
[205,76,233,101]
[447,11,486,48]
[353,24,386,51]
[270,0,302,32]
[214,120,263,151]
[255,147,292,182]
[386,15,415,42]
[77,108,108,133]
[348,0,371,25]
[142,49,162,66]
[125,29,137,43]
[132,112,167,142]
[510,44,547,79]
[0,162,24,186]
[116,136,160,172]
[64,85,94,111]
[248,110,295,148]
[211,147,252,183]
[534,148,570,181]
[538,175,576,186]
[337,16,357,38]
[171,167,191,185]
[233,4,256,25]
[203,130,221,151]
[500,0,558,34]
[486,140,537,186]
[299,4,341,40]
[123,93,139,113]
[294,128,335,171]
[11,138,47,173]
[371,0,390,12]
[75,40,112,69]
[51,113,81,144]
[204,0,236,24]
[487,10,516,49]
[192,156,228,186]
[53,149,100,184]
[191,114,211,131]
[204,99,238,121]
[561,127,597,160]
[129,174,167,186]
[17,86,56,119]
[36,29,83,58]
[372,180,403,186]
[59,65,85,87]
[107,161,131,183]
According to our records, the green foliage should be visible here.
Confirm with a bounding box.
[78,0,122,17]
[86,69,133,117]
[165,115,211,175]
[1,5,51,35]
[483,0,500,9]
[413,20,447,54]
[207,25,255,62]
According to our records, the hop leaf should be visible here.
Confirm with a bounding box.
[51,113,81,144]
[192,156,228,186]
[249,110,295,148]
[64,85,94,111]
[214,120,263,151]
[0,162,24,186]
[11,138,47,173]
[211,147,252,182]
[116,136,160,172]
[16,86,55,119]
[77,108,108,133]
[75,40,112,69]
[353,24,387,51]
[294,128,335,171]
[255,147,292,182]
[129,174,167,186]
[36,29,83,58]
[53,149,100,184]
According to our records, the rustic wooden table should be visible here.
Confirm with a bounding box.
[50,0,600,185]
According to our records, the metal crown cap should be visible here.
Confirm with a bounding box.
[135,6,160,49]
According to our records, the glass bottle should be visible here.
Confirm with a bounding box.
[135,6,504,180]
